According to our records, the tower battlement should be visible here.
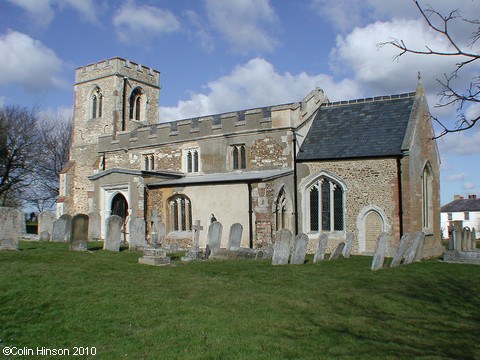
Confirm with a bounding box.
[75,57,160,87]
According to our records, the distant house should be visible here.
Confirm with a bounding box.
[441,195,480,239]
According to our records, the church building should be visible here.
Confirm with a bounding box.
[58,57,442,257]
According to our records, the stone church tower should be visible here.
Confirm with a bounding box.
[58,58,160,215]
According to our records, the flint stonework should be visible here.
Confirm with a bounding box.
[70,214,89,251]
[104,215,123,252]
[272,229,292,265]
[0,207,23,250]
[371,232,388,271]
[291,233,308,265]
[313,234,328,263]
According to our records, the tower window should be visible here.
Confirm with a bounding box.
[130,87,144,121]
[184,149,199,173]
[91,87,103,119]
[231,144,246,170]
[143,154,154,171]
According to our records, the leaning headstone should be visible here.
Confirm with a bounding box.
[290,233,309,265]
[453,222,462,250]
[88,212,101,241]
[404,231,422,264]
[313,233,328,263]
[390,233,410,267]
[129,217,147,250]
[227,223,243,250]
[343,233,354,258]
[52,214,72,242]
[272,229,292,265]
[207,221,223,252]
[329,242,346,260]
[170,243,178,252]
[70,214,88,251]
[414,231,426,261]
[0,207,23,250]
[38,211,55,241]
[370,232,388,271]
[104,215,123,252]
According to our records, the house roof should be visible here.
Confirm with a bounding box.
[297,93,416,161]
[88,168,183,181]
[147,169,293,187]
[441,198,480,213]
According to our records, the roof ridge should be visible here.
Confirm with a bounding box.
[324,92,416,107]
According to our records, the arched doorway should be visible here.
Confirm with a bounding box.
[356,205,388,254]
[111,193,128,244]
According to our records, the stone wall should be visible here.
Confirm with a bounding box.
[297,158,400,255]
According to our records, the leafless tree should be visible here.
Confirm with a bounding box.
[22,114,73,212]
[380,0,479,138]
[0,105,42,207]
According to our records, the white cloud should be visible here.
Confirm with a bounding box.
[159,57,361,121]
[437,129,480,156]
[7,0,99,27]
[0,30,65,91]
[113,1,180,43]
[446,173,467,182]
[205,0,278,54]
[463,182,476,190]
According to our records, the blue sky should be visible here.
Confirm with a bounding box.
[1,0,479,205]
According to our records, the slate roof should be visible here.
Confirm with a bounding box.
[297,93,416,161]
[441,198,480,213]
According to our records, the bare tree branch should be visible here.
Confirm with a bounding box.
[379,0,479,138]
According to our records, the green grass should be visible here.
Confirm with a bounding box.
[1,242,479,360]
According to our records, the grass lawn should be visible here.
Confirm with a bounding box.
[0,241,479,360]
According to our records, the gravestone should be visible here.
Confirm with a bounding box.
[38,211,55,241]
[313,233,328,263]
[88,212,101,241]
[472,228,477,251]
[204,244,211,260]
[329,242,345,260]
[104,215,123,252]
[52,214,72,242]
[182,220,202,261]
[138,247,171,266]
[272,229,292,265]
[150,210,161,240]
[390,233,410,267]
[70,214,88,251]
[370,232,388,271]
[0,207,23,250]
[227,223,243,250]
[414,231,426,261]
[404,231,423,264]
[343,233,354,258]
[170,243,178,252]
[290,233,309,265]
[129,217,147,250]
[207,221,223,252]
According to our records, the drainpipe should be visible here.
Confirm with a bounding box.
[248,182,253,248]
[293,130,299,236]
[122,76,128,132]
[396,157,404,237]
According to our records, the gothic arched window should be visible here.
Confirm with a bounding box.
[168,195,192,232]
[307,177,344,232]
[275,187,289,231]
[422,163,433,230]
[91,86,103,119]
[130,87,144,121]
